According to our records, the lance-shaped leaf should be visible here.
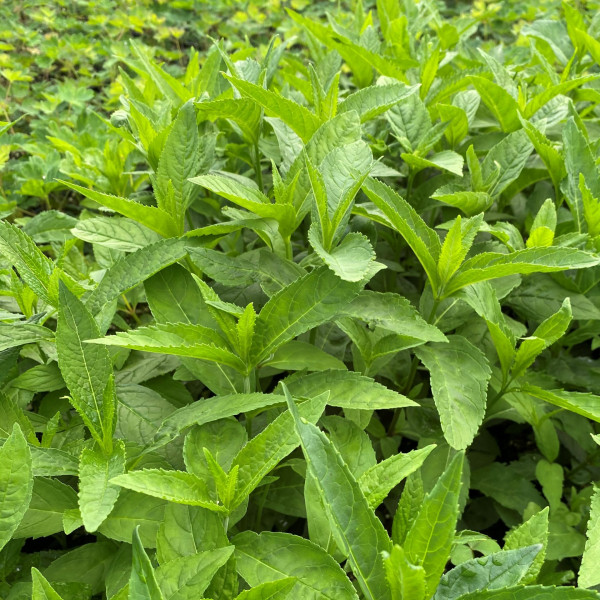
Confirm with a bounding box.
[362,177,441,293]
[383,545,426,600]
[71,216,162,252]
[78,441,126,532]
[359,445,436,508]
[31,568,64,600]
[284,386,392,600]
[415,336,491,450]
[338,83,419,122]
[404,451,464,597]
[155,547,234,599]
[130,526,165,600]
[86,238,189,319]
[469,76,519,132]
[579,486,600,588]
[453,586,600,599]
[111,469,227,513]
[231,393,328,508]
[520,385,600,422]
[444,247,599,297]
[433,545,541,600]
[195,98,261,143]
[278,369,417,410]
[0,323,54,351]
[233,531,359,600]
[56,282,114,448]
[234,579,297,600]
[224,74,322,143]
[0,424,33,552]
[153,393,284,448]
[87,322,246,373]
[511,298,571,379]
[0,221,54,305]
[251,266,365,365]
[58,180,179,238]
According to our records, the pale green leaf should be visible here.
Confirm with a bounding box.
[338,83,419,122]
[130,526,165,600]
[383,545,426,600]
[521,385,600,422]
[579,486,600,588]
[31,568,64,600]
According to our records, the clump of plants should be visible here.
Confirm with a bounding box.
[1,0,600,598]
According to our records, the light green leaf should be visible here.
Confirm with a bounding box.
[402,150,464,176]
[382,545,426,600]
[0,424,33,552]
[224,74,322,143]
[279,369,417,410]
[431,190,493,217]
[579,486,600,588]
[445,247,599,297]
[415,336,491,450]
[251,266,365,365]
[433,546,541,600]
[56,282,114,448]
[31,568,64,600]
[111,469,227,512]
[59,181,179,238]
[359,445,436,508]
[78,441,126,532]
[86,238,189,319]
[511,298,571,379]
[309,229,377,282]
[521,385,600,422]
[284,386,392,600]
[195,98,261,143]
[234,578,297,600]
[504,508,549,585]
[231,393,328,508]
[469,76,519,132]
[0,322,54,351]
[338,83,419,122]
[130,526,165,600]
[71,216,162,252]
[362,177,441,293]
[0,220,54,305]
[155,547,234,600]
[404,451,464,596]
[437,215,483,286]
[454,586,600,599]
[262,341,346,371]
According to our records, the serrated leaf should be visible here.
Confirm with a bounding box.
[111,469,227,513]
[284,386,392,600]
[404,452,464,597]
[521,385,600,422]
[0,424,33,552]
[0,322,54,351]
[234,578,297,600]
[195,98,261,143]
[78,441,126,532]
[338,83,419,122]
[234,531,359,600]
[433,546,541,600]
[31,568,64,600]
[579,485,600,588]
[454,586,600,600]
[383,545,426,600]
[71,216,162,252]
[130,526,165,600]
[415,336,491,450]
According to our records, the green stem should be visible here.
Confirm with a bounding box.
[254,142,263,193]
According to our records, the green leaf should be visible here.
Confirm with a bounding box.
[431,191,493,217]
[362,177,441,293]
[415,336,491,450]
[155,547,234,600]
[453,586,600,600]
[0,322,54,351]
[262,341,346,371]
[58,181,179,238]
[0,220,54,305]
[504,508,549,585]
[445,247,599,297]
[195,98,261,144]
[130,526,165,600]
[78,441,126,532]
[433,546,541,600]
[279,369,417,410]
[56,282,114,448]
[231,393,328,508]
[359,445,436,508]
[154,101,206,233]
[309,230,377,282]
[0,424,33,552]
[31,568,64,600]
[88,322,246,373]
[251,266,365,365]
[579,485,600,588]
[404,451,464,596]
[86,238,189,319]
[338,83,419,122]
[234,578,297,600]
[224,74,322,143]
[382,545,426,600]
[111,469,227,512]
[469,76,519,132]
[521,385,600,422]
[233,531,359,600]
[71,216,162,252]
[511,298,572,379]
[284,386,392,600]
[437,215,483,286]
[402,150,464,176]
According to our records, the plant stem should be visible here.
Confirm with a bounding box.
[254,142,263,193]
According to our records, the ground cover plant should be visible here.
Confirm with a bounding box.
[2,0,600,598]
